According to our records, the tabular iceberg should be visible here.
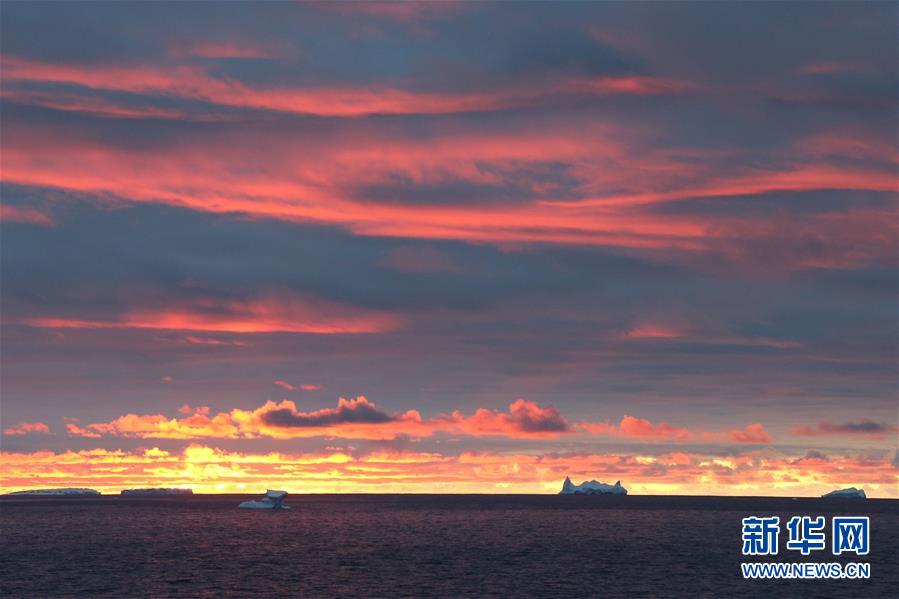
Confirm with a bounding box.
[238,489,290,509]
[121,488,193,496]
[559,477,627,495]
[821,487,866,499]
[6,488,101,496]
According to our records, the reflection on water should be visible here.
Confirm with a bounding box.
[1,495,896,597]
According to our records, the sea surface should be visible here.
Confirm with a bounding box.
[1,494,896,598]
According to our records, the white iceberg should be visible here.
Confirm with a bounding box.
[560,477,627,495]
[821,487,866,499]
[6,488,100,496]
[238,489,290,509]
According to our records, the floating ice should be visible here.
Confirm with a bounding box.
[238,489,290,509]
[821,487,866,499]
[6,488,100,496]
[121,488,193,496]
[559,476,627,495]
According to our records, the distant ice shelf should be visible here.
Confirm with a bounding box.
[238,489,290,509]
[821,487,866,499]
[559,477,627,495]
[6,488,101,496]
[121,488,193,496]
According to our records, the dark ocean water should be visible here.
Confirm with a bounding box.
[0,494,896,598]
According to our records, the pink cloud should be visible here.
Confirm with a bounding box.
[315,0,466,23]
[168,41,279,60]
[618,415,691,440]
[623,323,684,339]
[439,399,571,438]
[0,205,54,226]
[580,416,771,445]
[274,381,322,391]
[2,422,50,436]
[20,294,400,335]
[729,423,772,444]
[545,164,897,209]
[65,423,101,438]
[2,112,891,272]
[0,56,691,118]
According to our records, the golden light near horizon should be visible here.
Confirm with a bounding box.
[2,445,896,498]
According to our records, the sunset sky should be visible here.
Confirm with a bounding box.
[1,2,896,497]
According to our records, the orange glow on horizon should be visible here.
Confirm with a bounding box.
[1,445,895,498]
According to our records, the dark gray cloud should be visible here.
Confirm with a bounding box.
[261,399,393,428]
[511,406,570,434]
[794,420,898,436]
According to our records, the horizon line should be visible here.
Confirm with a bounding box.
[3,491,895,500]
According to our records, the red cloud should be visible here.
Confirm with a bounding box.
[20,295,399,335]
[2,422,50,436]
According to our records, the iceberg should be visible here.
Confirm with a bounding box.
[559,477,627,496]
[821,487,866,499]
[121,488,193,496]
[6,488,100,496]
[238,489,290,509]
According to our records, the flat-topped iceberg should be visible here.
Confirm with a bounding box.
[6,488,100,496]
[238,489,290,509]
[560,477,627,496]
[822,487,866,499]
[121,488,193,496]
